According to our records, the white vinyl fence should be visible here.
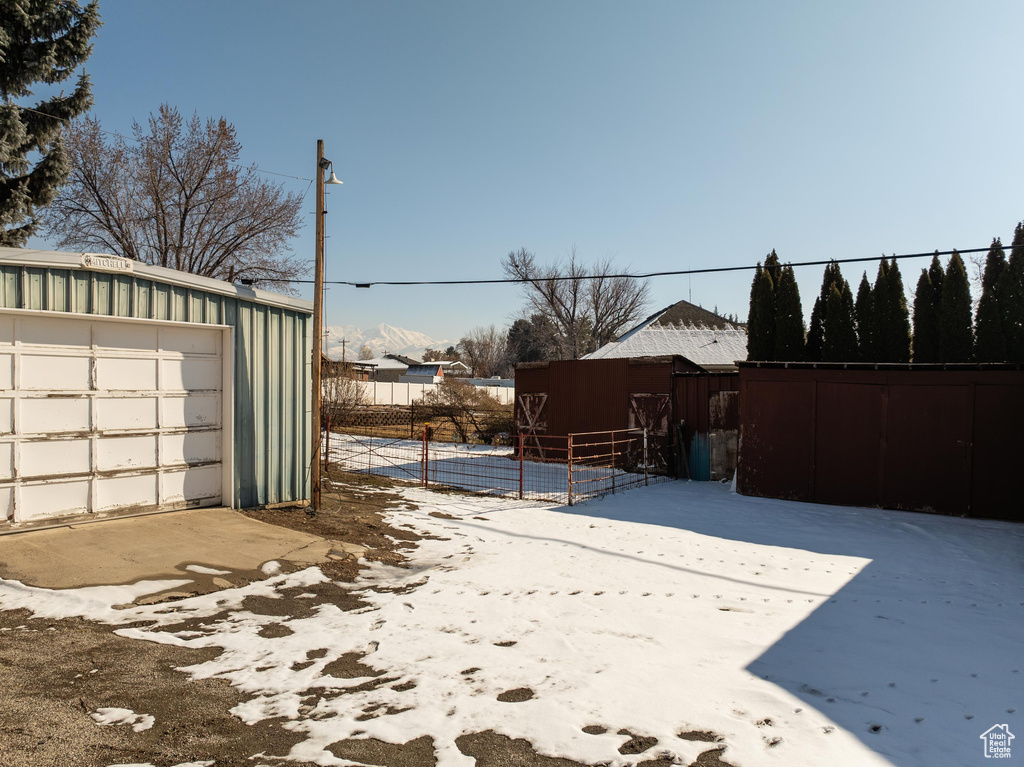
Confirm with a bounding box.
[355,380,515,406]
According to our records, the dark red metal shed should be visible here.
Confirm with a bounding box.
[514,358,739,478]
[736,362,1024,520]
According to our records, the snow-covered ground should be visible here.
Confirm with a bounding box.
[0,481,1021,766]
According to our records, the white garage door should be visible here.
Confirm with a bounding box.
[0,311,232,524]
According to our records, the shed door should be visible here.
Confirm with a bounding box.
[0,313,230,524]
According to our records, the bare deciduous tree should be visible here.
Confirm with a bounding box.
[502,247,650,359]
[357,345,374,360]
[43,105,304,287]
[457,325,509,378]
[421,378,512,444]
[322,364,368,427]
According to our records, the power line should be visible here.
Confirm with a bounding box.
[247,246,994,288]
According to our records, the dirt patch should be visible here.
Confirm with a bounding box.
[244,470,422,582]
[0,609,317,767]
[429,511,459,520]
[322,652,385,680]
[497,687,535,702]
[258,622,294,639]
[329,734,436,766]
[617,730,658,754]
[457,730,587,767]
[690,746,738,767]
[678,729,725,743]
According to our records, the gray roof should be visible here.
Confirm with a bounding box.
[584,299,747,367]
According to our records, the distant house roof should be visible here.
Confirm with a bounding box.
[584,299,747,370]
[363,356,412,370]
[436,360,470,371]
[405,364,444,377]
[385,353,421,366]
[649,300,742,330]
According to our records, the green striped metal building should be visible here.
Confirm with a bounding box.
[0,248,311,510]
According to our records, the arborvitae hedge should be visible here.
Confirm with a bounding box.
[773,264,805,361]
[998,223,1024,362]
[911,254,943,363]
[975,238,1007,362]
[937,251,974,362]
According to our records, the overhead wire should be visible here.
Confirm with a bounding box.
[8,105,997,293]
[248,245,997,288]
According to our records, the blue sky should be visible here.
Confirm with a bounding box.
[30,1,1024,343]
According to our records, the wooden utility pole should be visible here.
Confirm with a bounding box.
[311,139,326,511]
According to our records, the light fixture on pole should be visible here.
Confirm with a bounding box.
[311,139,343,512]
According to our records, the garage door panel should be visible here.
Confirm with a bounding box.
[95,473,159,512]
[0,400,11,434]
[161,327,219,355]
[161,358,220,391]
[97,435,158,472]
[20,480,90,520]
[95,357,158,390]
[0,316,13,345]
[0,354,12,390]
[162,431,219,465]
[95,397,158,431]
[21,439,91,478]
[21,398,90,434]
[4,314,226,523]
[163,395,219,428]
[21,316,90,347]
[162,465,220,505]
[94,322,158,352]
[21,354,90,390]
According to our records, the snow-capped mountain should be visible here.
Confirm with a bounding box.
[323,323,449,361]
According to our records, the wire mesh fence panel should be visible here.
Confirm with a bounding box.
[324,406,673,505]
[567,429,672,503]
[328,433,426,484]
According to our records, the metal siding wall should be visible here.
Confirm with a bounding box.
[547,359,629,435]
[49,270,69,312]
[135,279,152,319]
[72,272,90,312]
[0,267,17,307]
[737,366,1024,519]
[737,375,816,501]
[625,361,671,393]
[972,384,1024,520]
[0,264,311,509]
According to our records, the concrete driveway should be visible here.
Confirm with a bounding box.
[0,508,337,595]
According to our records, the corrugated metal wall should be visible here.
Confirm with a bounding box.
[737,364,1024,520]
[0,264,310,508]
[513,358,736,460]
